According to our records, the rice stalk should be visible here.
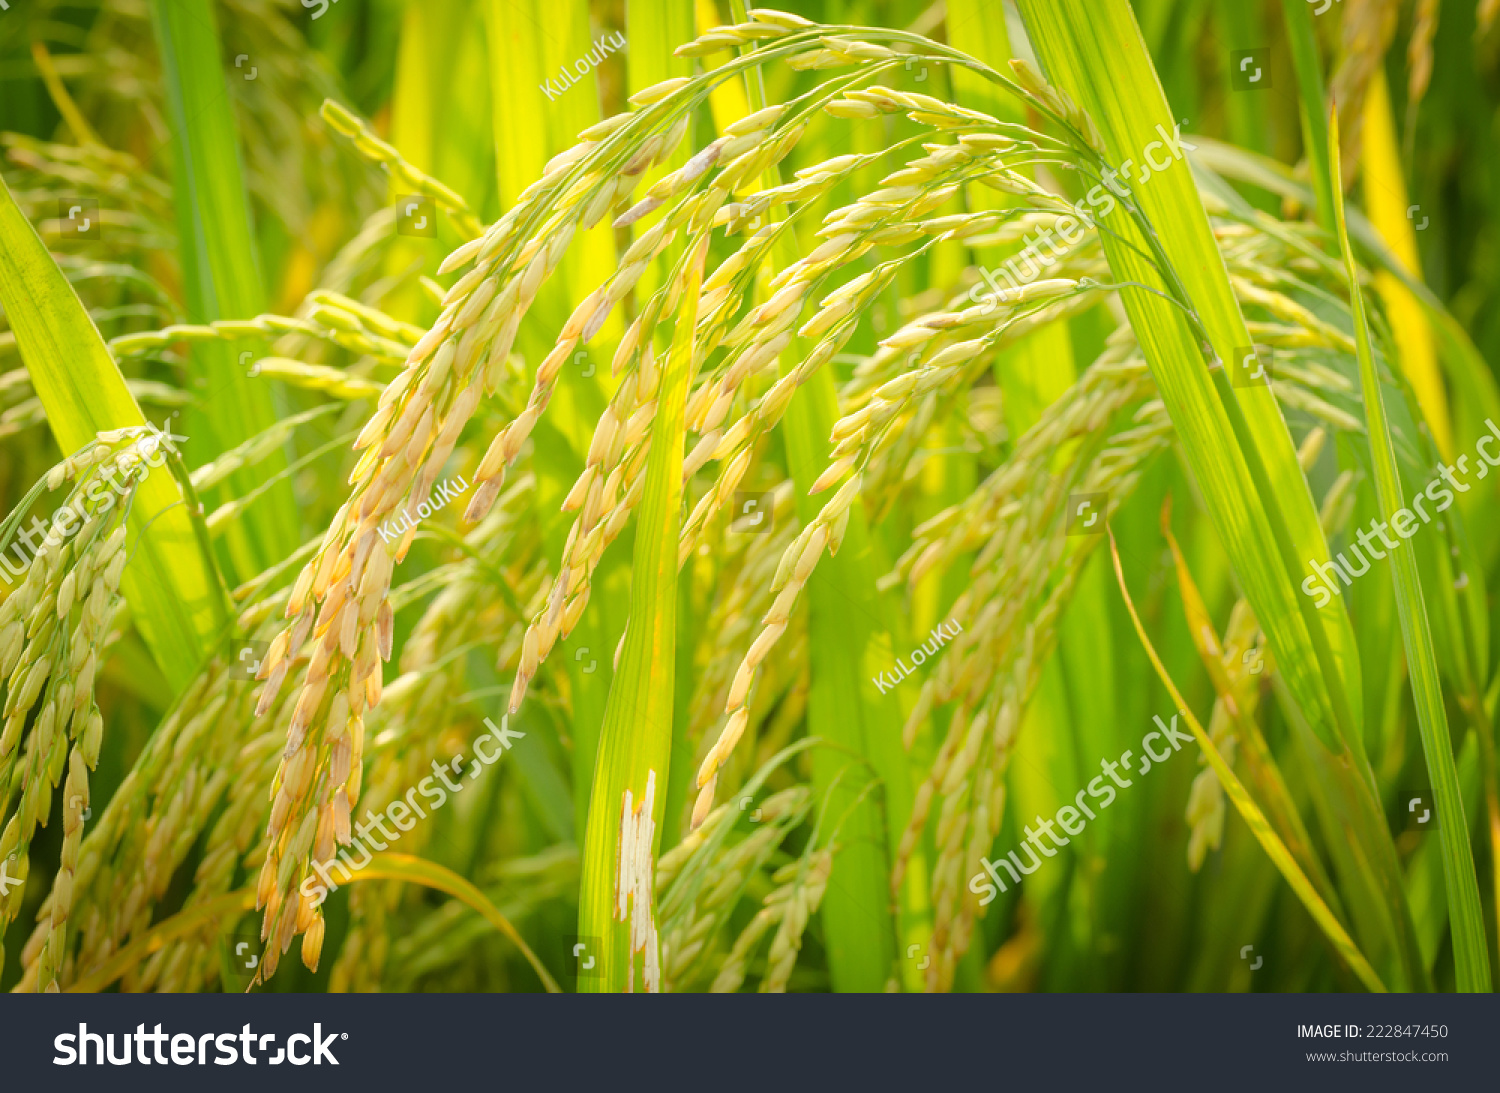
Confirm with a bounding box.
[2,0,1495,999]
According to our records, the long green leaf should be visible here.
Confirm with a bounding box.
[0,174,229,692]
[1326,106,1491,993]
[1280,0,1337,241]
[575,238,705,992]
[150,0,298,580]
[950,0,1114,991]
[1016,0,1427,990]
[627,0,698,864]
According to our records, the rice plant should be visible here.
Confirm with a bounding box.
[0,0,1495,994]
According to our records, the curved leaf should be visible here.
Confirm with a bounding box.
[0,174,230,692]
[354,852,561,993]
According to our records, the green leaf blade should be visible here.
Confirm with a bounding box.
[0,174,229,692]
[1327,106,1492,993]
[150,0,299,580]
[1016,0,1428,990]
[575,240,705,992]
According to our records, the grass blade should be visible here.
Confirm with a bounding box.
[351,853,560,992]
[1280,0,1336,239]
[1016,0,1361,752]
[1326,105,1492,993]
[0,174,229,691]
[66,856,559,993]
[149,0,298,579]
[1017,0,1427,990]
[950,0,1115,992]
[575,238,707,992]
[627,0,696,855]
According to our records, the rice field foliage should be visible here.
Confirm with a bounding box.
[0,0,1496,993]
